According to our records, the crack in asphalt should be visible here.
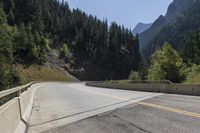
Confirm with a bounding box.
[113,115,151,133]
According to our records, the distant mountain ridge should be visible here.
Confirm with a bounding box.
[133,23,152,35]
[139,0,195,50]
[141,0,200,59]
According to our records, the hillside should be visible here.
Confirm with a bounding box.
[133,23,152,35]
[139,0,194,50]
[0,0,140,89]
[143,0,200,60]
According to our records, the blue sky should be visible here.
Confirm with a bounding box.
[66,0,173,29]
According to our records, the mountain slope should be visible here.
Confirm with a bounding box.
[0,0,140,89]
[139,0,195,50]
[133,23,152,35]
[143,0,200,58]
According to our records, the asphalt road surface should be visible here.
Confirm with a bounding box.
[28,82,200,133]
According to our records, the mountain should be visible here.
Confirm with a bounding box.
[143,0,200,61]
[139,0,195,50]
[133,23,152,35]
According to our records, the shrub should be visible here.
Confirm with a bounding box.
[129,71,142,81]
[184,64,200,83]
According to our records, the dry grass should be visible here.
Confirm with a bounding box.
[17,65,76,83]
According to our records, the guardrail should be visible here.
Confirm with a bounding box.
[0,82,40,133]
[86,80,200,96]
[90,80,173,84]
[0,82,32,98]
[0,82,38,106]
[125,80,173,84]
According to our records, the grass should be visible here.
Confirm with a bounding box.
[17,65,77,84]
[185,73,200,83]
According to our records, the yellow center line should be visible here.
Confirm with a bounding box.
[138,102,200,118]
[71,85,200,119]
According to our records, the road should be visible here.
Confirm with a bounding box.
[28,82,200,133]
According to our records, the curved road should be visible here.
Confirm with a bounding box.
[28,82,160,133]
[28,82,200,133]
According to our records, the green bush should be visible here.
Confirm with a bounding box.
[129,71,142,81]
[0,65,21,90]
[60,43,70,57]
[60,43,74,64]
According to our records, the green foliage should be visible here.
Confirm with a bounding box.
[184,64,200,83]
[0,64,7,90]
[0,0,141,89]
[129,71,142,81]
[137,58,148,80]
[148,42,184,82]
[0,2,6,24]
[143,0,200,60]
[0,24,14,64]
[41,37,50,51]
[60,43,70,57]
[182,28,200,65]
[7,0,15,25]
[60,43,75,65]
[0,64,21,91]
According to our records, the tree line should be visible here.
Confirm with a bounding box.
[142,0,200,63]
[130,41,200,83]
[0,0,140,89]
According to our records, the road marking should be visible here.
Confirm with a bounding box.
[138,102,200,118]
[73,86,127,100]
[70,84,200,119]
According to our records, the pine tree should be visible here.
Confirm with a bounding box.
[7,0,15,25]
[0,2,6,24]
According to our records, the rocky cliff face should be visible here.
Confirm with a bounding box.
[139,0,194,50]
[165,0,194,21]
[133,23,152,35]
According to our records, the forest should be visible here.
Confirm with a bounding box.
[2,0,200,91]
[0,0,140,89]
[132,0,200,83]
[143,0,200,62]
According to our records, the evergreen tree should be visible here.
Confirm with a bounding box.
[0,0,141,83]
[0,2,6,24]
[182,28,200,65]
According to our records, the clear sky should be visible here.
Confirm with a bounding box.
[66,0,173,29]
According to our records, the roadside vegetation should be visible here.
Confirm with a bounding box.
[129,42,200,83]
[19,65,76,83]
[0,65,76,91]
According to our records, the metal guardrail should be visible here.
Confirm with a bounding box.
[0,82,33,99]
[0,82,39,105]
